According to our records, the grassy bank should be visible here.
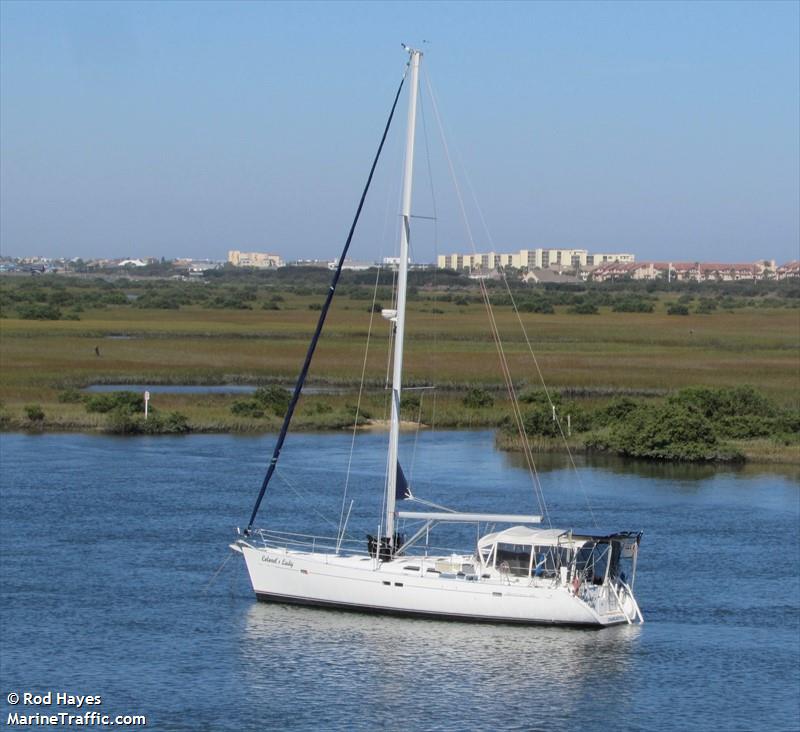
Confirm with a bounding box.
[1,275,798,465]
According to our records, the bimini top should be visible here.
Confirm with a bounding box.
[476,526,642,553]
[477,526,573,552]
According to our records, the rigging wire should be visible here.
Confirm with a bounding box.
[425,72,550,525]
[419,69,441,433]
[477,275,551,526]
[450,125,600,528]
[407,390,425,491]
[382,157,405,420]
[276,468,356,538]
[338,121,406,545]
[499,275,599,527]
[245,61,409,533]
[337,263,384,545]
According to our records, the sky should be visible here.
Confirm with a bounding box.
[1,0,798,264]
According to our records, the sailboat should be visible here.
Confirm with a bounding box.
[231,48,643,627]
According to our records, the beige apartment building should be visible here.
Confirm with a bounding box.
[227,250,284,268]
[437,248,634,272]
[591,260,779,282]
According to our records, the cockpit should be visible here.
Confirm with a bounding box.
[476,526,641,588]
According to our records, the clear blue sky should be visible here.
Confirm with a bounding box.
[1,0,798,264]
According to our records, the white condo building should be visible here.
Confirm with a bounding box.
[438,248,634,272]
[228,250,284,268]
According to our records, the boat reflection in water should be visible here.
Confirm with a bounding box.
[238,602,642,726]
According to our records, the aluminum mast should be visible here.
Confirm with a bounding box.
[385,47,421,548]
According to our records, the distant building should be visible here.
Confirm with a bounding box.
[228,250,284,268]
[776,261,799,279]
[591,260,777,282]
[117,258,148,267]
[328,259,373,271]
[382,256,410,269]
[522,269,581,285]
[174,258,221,274]
[438,248,634,272]
[291,259,330,268]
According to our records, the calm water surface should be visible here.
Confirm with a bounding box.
[1,431,798,731]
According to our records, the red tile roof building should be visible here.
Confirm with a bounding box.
[591,260,780,282]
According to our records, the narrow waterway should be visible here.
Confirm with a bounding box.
[1,431,797,731]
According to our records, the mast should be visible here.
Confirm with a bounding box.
[385,47,422,548]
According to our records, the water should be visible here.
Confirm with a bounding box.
[1,431,798,731]
[85,384,258,395]
[84,384,344,394]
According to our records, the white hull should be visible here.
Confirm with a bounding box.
[234,542,641,628]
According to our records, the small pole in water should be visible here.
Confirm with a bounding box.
[144,390,150,420]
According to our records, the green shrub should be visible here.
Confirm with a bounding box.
[306,401,333,415]
[568,302,598,315]
[401,393,421,411]
[594,397,639,427]
[695,299,717,314]
[231,400,265,418]
[462,388,494,409]
[85,391,143,414]
[518,300,555,314]
[516,402,590,437]
[24,404,45,422]
[253,386,291,416]
[344,403,372,425]
[206,295,252,310]
[563,405,594,432]
[776,409,800,436]
[591,402,733,461]
[669,385,776,420]
[105,410,190,434]
[308,303,322,311]
[519,409,559,437]
[133,293,181,309]
[519,390,561,406]
[667,303,690,315]
[16,303,61,320]
[156,411,190,434]
[612,298,654,313]
[715,415,776,439]
[58,388,84,404]
[369,302,384,313]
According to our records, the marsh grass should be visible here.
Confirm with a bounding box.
[1,286,798,462]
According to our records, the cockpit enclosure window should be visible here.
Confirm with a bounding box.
[495,543,532,576]
[574,541,611,585]
[613,537,637,587]
[531,545,572,578]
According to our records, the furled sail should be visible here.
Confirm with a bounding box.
[396,462,411,500]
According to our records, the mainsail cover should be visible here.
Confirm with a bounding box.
[396,462,411,500]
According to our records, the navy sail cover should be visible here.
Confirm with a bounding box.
[396,463,411,500]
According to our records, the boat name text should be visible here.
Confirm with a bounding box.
[262,555,294,568]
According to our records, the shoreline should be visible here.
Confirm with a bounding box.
[3,419,798,468]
